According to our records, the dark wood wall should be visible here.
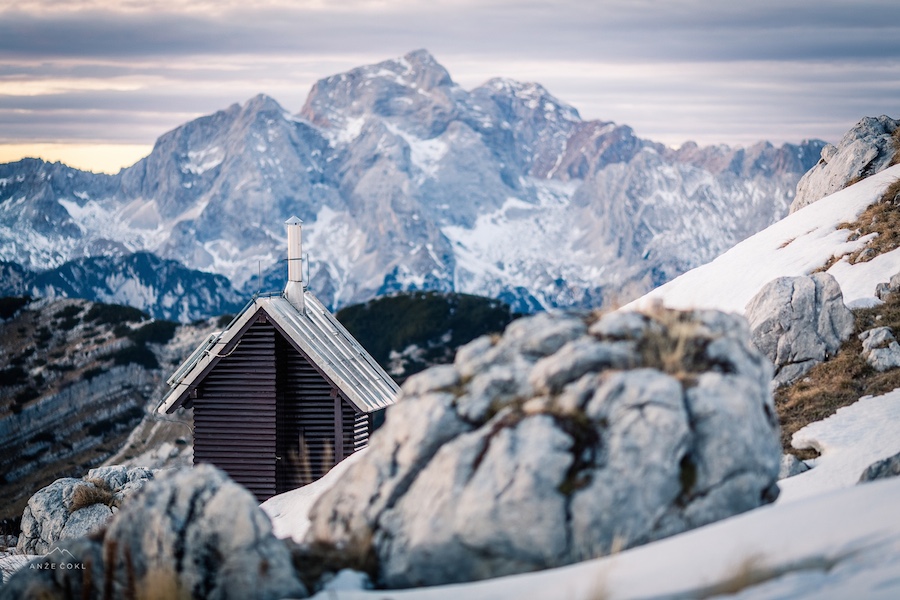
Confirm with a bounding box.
[194,319,277,501]
[192,313,371,501]
[275,333,368,493]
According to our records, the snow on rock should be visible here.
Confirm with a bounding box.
[305,308,781,588]
[778,388,900,504]
[791,115,899,213]
[2,464,307,600]
[628,165,900,315]
[746,272,855,387]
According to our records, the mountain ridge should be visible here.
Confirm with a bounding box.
[0,49,826,314]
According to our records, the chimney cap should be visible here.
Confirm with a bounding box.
[285,216,303,225]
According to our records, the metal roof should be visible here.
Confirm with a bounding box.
[158,290,399,415]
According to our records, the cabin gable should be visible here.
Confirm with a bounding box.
[187,309,377,501]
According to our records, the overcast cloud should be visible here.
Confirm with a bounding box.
[1,0,899,171]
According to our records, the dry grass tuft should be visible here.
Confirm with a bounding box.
[137,568,191,600]
[699,555,767,598]
[289,531,378,593]
[815,178,900,273]
[776,291,900,457]
[636,303,716,385]
[697,552,847,598]
[69,483,115,513]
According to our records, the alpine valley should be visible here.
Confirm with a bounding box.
[0,50,826,320]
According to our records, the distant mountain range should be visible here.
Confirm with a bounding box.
[0,49,826,319]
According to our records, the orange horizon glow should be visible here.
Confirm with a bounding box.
[0,143,152,174]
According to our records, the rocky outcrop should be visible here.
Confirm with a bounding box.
[875,271,900,301]
[779,454,810,479]
[16,467,153,555]
[2,465,307,600]
[746,273,855,387]
[791,115,899,213]
[859,327,900,372]
[859,451,900,482]
[305,307,781,588]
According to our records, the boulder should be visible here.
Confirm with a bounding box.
[746,273,855,387]
[1,464,307,600]
[306,308,781,588]
[779,454,810,479]
[859,451,900,482]
[859,327,900,372]
[791,115,899,213]
[16,467,154,555]
[875,271,900,301]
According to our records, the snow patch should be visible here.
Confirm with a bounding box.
[182,146,224,175]
[778,388,900,504]
[261,451,364,542]
[383,122,448,179]
[330,116,366,145]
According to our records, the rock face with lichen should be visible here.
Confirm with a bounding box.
[305,307,782,588]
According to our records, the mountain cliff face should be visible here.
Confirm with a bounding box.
[0,297,212,521]
[0,50,825,314]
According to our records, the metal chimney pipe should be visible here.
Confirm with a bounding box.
[284,216,305,314]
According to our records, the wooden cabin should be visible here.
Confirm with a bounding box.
[158,217,398,501]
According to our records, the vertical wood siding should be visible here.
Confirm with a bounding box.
[274,333,360,492]
[194,319,276,501]
[192,314,374,500]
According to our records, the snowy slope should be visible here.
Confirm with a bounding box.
[266,389,900,599]
[260,450,363,542]
[627,164,900,314]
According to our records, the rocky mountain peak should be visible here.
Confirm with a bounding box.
[0,51,829,317]
[299,49,459,132]
[398,48,455,90]
[478,77,581,124]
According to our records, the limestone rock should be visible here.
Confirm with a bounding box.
[791,115,899,213]
[859,451,900,482]
[779,454,810,479]
[875,271,900,301]
[860,327,900,372]
[15,467,154,555]
[306,307,781,588]
[2,465,307,600]
[746,273,855,387]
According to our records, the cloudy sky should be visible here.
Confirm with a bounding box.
[1,0,898,173]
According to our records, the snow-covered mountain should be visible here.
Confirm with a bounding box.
[0,50,825,314]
